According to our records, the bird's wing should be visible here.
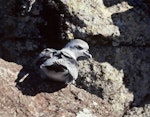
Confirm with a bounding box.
[41,51,79,81]
[64,58,79,81]
[35,48,57,66]
[39,48,57,58]
[60,52,78,80]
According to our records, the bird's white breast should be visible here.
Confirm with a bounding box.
[41,65,69,82]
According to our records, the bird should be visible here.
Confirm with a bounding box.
[35,39,92,84]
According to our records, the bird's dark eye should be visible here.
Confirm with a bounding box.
[76,46,83,50]
[44,49,49,52]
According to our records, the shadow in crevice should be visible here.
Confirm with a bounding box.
[38,0,65,49]
[104,0,141,6]
[0,0,87,63]
[13,0,88,96]
[38,0,86,49]
[76,80,104,99]
[0,0,87,96]
[15,67,67,96]
[109,0,150,107]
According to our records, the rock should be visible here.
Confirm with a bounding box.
[77,60,133,116]
[90,46,150,107]
[77,108,96,117]
[61,0,150,46]
[0,0,66,52]
[0,0,41,39]
[124,104,150,117]
[1,39,39,65]
[0,58,117,117]
[144,0,150,12]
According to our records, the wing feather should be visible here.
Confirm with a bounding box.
[40,51,78,82]
[35,48,57,66]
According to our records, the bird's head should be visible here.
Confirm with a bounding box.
[63,39,92,60]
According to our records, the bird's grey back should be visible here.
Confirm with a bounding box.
[35,48,57,66]
[42,51,78,80]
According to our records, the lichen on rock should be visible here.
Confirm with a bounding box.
[77,60,133,116]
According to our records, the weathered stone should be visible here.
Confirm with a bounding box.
[90,46,150,107]
[0,0,41,39]
[124,104,150,117]
[0,58,117,117]
[77,60,133,116]
[61,0,150,46]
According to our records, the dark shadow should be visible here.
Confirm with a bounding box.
[38,0,65,49]
[144,0,150,14]
[86,34,112,46]
[76,77,104,99]
[103,0,147,8]
[140,94,150,106]
[0,0,87,63]
[15,67,67,96]
[0,0,87,96]
[38,0,86,49]
[110,0,150,107]
[90,45,150,108]
[103,0,149,13]
[103,0,123,7]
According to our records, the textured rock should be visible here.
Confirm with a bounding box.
[124,104,150,117]
[61,0,150,46]
[0,0,41,39]
[1,39,39,65]
[77,60,133,116]
[90,46,150,107]
[0,58,117,117]
[0,0,66,55]
[0,0,150,46]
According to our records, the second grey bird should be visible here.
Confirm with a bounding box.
[36,39,92,84]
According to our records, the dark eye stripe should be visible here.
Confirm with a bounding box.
[76,46,83,50]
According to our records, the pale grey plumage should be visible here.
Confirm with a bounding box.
[36,39,92,84]
[40,51,78,84]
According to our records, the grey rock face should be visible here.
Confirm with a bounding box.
[124,104,150,117]
[0,0,41,39]
[61,0,150,46]
[77,60,133,116]
[90,46,150,107]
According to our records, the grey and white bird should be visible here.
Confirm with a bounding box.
[36,39,92,84]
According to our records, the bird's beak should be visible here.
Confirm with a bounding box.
[83,51,92,58]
